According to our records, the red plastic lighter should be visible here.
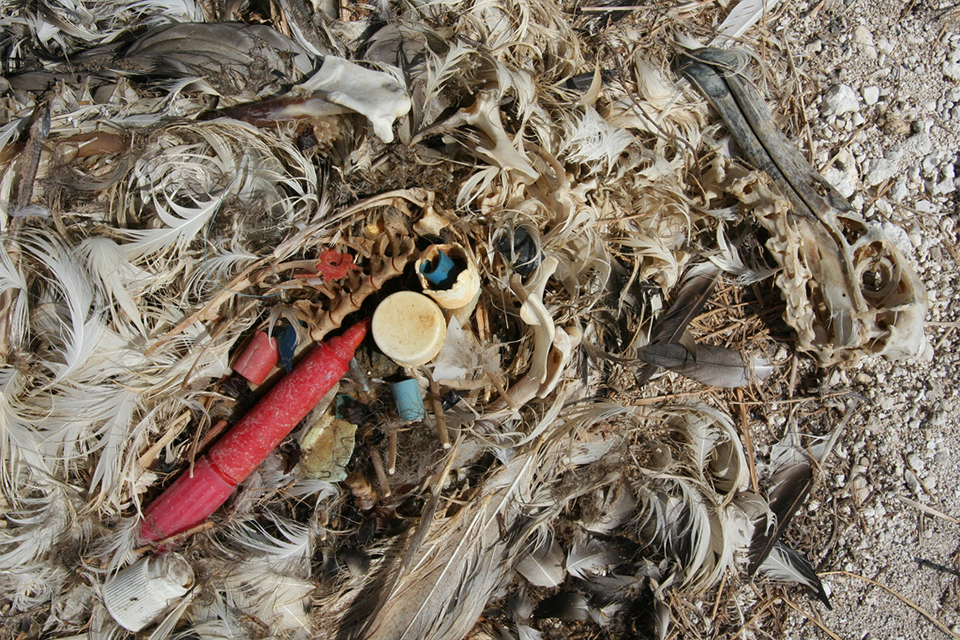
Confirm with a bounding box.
[140,319,368,543]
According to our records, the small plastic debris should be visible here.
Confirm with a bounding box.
[139,321,368,543]
[233,331,279,385]
[102,553,194,632]
[391,378,426,422]
[317,249,356,280]
[299,411,357,482]
[496,226,542,276]
[336,393,371,424]
[371,291,446,367]
[278,324,298,372]
[416,244,481,313]
[419,248,458,288]
[441,389,465,411]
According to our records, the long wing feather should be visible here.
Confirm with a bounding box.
[747,458,813,576]
[636,270,717,385]
[648,271,717,345]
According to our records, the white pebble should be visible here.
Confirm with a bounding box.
[864,156,899,186]
[822,84,861,116]
[945,61,960,82]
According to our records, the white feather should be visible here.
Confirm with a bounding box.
[77,237,151,335]
[561,107,634,170]
[121,191,224,260]
[0,367,47,488]
[85,388,142,508]
[711,0,781,47]
[423,41,475,105]
[707,225,778,285]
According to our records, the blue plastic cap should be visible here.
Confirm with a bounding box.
[419,249,458,288]
[391,378,426,422]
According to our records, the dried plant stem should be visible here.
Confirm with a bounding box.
[897,496,960,525]
[371,449,392,499]
[781,598,843,640]
[429,377,450,449]
[146,258,268,355]
[138,411,193,469]
[193,419,229,460]
[739,595,778,633]
[735,389,760,493]
[728,390,857,406]
[632,391,704,405]
[134,521,214,554]
[387,427,398,475]
[822,571,960,639]
[709,574,727,624]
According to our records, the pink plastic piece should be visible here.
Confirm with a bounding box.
[233,331,279,385]
[140,320,368,543]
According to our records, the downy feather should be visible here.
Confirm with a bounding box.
[77,237,152,335]
[560,107,634,170]
[22,235,106,385]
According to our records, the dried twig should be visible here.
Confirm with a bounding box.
[822,571,960,640]
[138,411,193,469]
[897,496,960,525]
[781,597,844,640]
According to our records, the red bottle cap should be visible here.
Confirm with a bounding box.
[233,331,279,385]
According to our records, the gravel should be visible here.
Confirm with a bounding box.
[747,1,960,638]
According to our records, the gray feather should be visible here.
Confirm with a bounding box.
[640,343,770,388]
[758,541,831,609]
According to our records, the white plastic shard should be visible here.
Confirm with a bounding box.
[102,553,194,632]
[296,56,411,143]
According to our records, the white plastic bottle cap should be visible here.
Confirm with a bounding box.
[102,553,194,632]
[372,291,446,367]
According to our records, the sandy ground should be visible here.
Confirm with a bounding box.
[745,1,960,638]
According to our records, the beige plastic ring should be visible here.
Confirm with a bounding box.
[372,291,447,367]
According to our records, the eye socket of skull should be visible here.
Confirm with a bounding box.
[840,216,868,245]
[855,241,901,305]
